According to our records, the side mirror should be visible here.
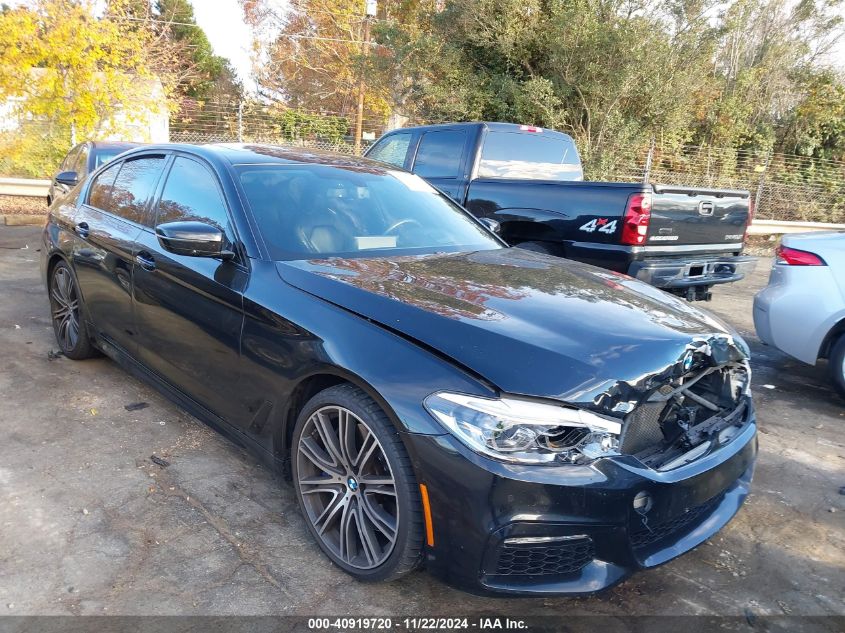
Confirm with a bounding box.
[478,217,501,234]
[155,221,234,259]
[55,171,78,187]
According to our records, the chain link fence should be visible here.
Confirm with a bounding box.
[2,103,844,224]
[584,141,845,223]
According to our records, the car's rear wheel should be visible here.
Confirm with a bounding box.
[829,335,845,399]
[292,384,423,581]
[49,261,96,360]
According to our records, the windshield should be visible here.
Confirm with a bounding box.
[478,130,583,181]
[237,164,502,261]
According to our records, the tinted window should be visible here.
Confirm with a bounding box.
[238,164,500,260]
[95,148,128,168]
[156,157,231,236]
[73,145,90,177]
[478,131,583,181]
[367,133,412,168]
[61,145,80,171]
[108,157,165,225]
[87,162,121,210]
[413,130,465,179]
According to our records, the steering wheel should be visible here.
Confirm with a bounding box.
[385,218,423,235]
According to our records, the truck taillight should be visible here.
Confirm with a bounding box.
[519,125,542,133]
[776,245,826,266]
[620,192,652,245]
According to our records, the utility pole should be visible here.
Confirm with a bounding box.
[354,0,377,153]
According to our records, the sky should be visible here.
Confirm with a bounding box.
[189,0,258,93]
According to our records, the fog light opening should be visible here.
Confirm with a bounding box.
[633,491,653,515]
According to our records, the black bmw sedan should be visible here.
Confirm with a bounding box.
[42,143,757,596]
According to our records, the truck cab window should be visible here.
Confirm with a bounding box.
[413,130,466,179]
[478,131,583,181]
[367,133,412,168]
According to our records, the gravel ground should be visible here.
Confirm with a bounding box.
[0,225,842,622]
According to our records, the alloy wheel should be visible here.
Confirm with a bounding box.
[50,267,80,351]
[296,405,399,570]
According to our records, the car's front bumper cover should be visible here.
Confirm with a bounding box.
[403,412,757,596]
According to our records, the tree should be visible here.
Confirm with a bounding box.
[0,0,163,175]
[241,0,398,128]
[154,0,243,103]
[373,0,844,160]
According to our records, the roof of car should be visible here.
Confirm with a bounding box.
[378,121,575,140]
[89,141,143,151]
[123,142,396,170]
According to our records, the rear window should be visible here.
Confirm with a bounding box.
[95,148,128,168]
[478,131,583,181]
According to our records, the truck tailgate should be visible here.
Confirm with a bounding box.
[648,185,750,247]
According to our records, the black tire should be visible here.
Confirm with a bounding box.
[48,261,97,360]
[291,384,424,582]
[829,335,845,400]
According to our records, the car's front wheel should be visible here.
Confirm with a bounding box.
[49,261,97,360]
[292,384,424,581]
[829,335,845,399]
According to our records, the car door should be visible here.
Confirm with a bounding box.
[133,154,248,424]
[409,129,471,202]
[71,154,167,355]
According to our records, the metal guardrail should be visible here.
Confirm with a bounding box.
[0,177,50,198]
[748,219,845,235]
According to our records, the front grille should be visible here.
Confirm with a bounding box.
[620,401,667,454]
[630,494,722,550]
[494,538,594,576]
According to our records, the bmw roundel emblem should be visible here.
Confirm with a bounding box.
[682,352,694,372]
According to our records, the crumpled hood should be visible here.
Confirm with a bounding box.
[276,248,748,413]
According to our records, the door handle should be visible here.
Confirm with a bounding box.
[135,251,156,271]
[75,222,89,238]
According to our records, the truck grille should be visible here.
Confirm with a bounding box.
[494,537,594,576]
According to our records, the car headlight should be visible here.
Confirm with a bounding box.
[423,392,622,464]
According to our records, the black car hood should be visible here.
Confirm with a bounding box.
[276,249,747,412]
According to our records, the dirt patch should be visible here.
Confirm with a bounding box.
[744,234,780,257]
[0,195,46,215]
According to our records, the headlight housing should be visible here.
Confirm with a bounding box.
[423,392,622,464]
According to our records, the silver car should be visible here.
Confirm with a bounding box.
[754,231,845,398]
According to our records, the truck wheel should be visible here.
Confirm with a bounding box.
[829,335,845,400]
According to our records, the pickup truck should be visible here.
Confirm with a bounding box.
[364,121,756,301]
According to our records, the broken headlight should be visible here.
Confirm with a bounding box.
[423,392,622,464]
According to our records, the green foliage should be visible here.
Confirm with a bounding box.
[0,0,162,176]
[154,0,242,102]
[376,0,845,164]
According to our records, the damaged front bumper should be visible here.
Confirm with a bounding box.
[404,402,757,596]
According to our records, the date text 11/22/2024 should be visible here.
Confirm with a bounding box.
[307,617,529,630]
